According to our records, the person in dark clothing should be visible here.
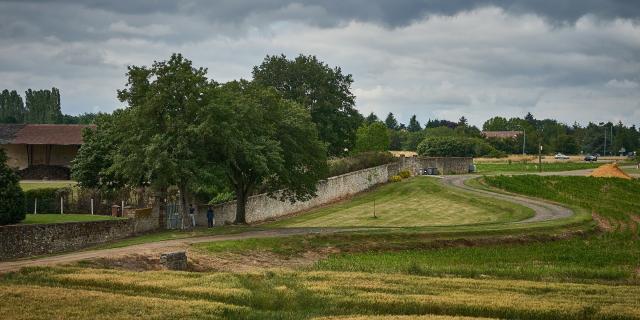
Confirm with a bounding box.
[206,206,214,228]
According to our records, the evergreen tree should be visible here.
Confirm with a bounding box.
[384,112,399,130]
[365,112,379,125]
[407,115,421,132]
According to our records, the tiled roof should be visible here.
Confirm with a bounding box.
[482,131,523,139]
[0,124,25,144]
[0,124,94,145]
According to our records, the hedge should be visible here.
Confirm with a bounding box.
[417,136,505,158]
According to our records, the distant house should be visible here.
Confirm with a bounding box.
[482,131,522,139]
[0,124,93,180]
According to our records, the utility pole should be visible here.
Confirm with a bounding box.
[538,143,542,172]
[603,125,607,156]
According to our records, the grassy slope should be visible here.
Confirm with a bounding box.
[2,267,639,320]
[475,162,601,173]
[269,177,533,228]
[21,214,119,224]
[315,175,640,283]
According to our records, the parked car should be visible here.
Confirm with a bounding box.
[584,154,598,162]
[554,153,570,160]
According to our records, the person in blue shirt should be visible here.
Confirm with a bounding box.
[206,206,214,228]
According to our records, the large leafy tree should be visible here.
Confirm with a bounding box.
[355,122,390,153]
[71,112,126,192]
[0,149,25,225]
[202,80,327,224]
[114,53,213,227]
[252,54,362,156]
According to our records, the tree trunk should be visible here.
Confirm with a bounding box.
[235,184,247,224]
[178,184,190,230]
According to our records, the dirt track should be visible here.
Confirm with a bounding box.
[0,169,606,273]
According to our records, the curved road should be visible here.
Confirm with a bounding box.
[0,170,599,273]
[441,175,573,222]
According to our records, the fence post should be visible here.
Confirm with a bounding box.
[122,200,125,216]
[34,198,37,215]
[60,197,64,214]
[91,198,94,215]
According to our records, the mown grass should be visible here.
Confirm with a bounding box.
[2,267,640,320]
[269,177,533,228]
[313,175,640,284]
[21,213,119,224]
[475,162,601,173]
[19,181,76,191]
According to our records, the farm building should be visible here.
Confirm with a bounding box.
[482,131,522,139]
[0,124,92,179]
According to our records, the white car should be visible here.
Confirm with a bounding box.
[554,153,570,160]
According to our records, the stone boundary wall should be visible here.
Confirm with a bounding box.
[0,216,159,260]
[197,156,472,226]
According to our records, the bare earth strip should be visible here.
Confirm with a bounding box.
[0,171,584,273]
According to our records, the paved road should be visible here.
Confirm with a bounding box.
[441,175,573,222]
[0,168,619,273]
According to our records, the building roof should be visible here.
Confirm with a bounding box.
[482,130,523,139]
[0,124,94,145]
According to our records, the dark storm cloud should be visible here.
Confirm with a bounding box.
[0,0,639,126]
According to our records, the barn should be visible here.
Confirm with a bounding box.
[0,124,92,180]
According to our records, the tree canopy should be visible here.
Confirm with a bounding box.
[354,121,390,153]
[0,149,25,225]
[203,80,327,223]
[252,54,362,156]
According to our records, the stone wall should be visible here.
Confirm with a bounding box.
[196,156,472,226]
[0,216,160,260]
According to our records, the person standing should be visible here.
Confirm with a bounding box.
[206,206,215,228]
[189,204,196,228]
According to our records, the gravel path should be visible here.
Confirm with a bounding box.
[0,169,602,273]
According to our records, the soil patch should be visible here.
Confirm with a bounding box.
[592,212,613,232]
[590,163,632,180]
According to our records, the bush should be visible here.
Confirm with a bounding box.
[0,149,26,225]
[399,170,411,179]
[23,188,63,214]
[209,191,235,205]
[390,175,402,182]
[416,136,501,158]
[327,151,396,177]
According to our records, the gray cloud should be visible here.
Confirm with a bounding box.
[0,1,639,127]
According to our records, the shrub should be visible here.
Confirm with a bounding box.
[390,175,402,182]
[23,188,62,214]
[327,151,396,177]
[416,136,501,158]
[209,191,235,205]
[399,170,411,179]
[0,149,26,225]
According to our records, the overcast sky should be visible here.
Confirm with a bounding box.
[1,0,639,127]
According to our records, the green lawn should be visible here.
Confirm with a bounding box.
[19,181,76,191]
[269,177,533,228]
[21,214,119,224]
[475,162,601,174]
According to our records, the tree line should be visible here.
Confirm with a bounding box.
[0,88,99,124]
[71,53,359,226]
[356,111,639,156]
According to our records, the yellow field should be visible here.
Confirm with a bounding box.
[1,267,638,319]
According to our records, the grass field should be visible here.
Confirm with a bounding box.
[21,214,119,224]
[2,267,640,320]
[474,161,601,173]
[268,177,533,228]
[19,180,76,191]
[2,174,638,319]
